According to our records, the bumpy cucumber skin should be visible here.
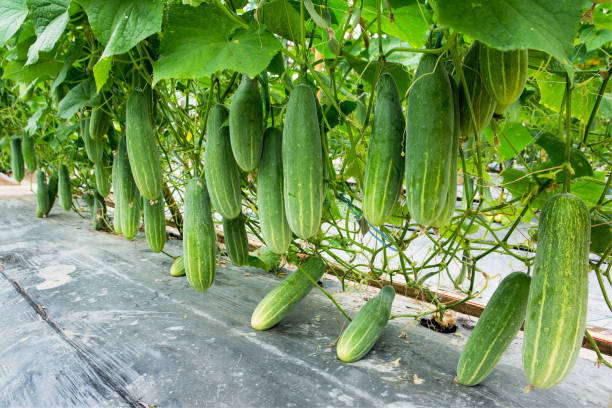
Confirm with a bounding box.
[282,84,324,239]
[95,161,111,197]
[22,134,37,172]
[405,53,454,226]
[257,128,292,254]
[184,177,217,292]
[36,170,50,218]
[126,90,162,200]
[523,193,590,389]
[479,44,528,113]
[337,285,395,363]
[111,152,123,234]
[363,73,405,227]
[143,192,166,253]
[170,255,185,277]
[459,42,497,138]
[205,104,242,219]
[229,75,264,172]
[457,272,531,386]
[251,256,326,331]
[58,164,72,211]
[117,135,140,240]
[222,214,249,266]
[10,137,25,182]
[89,105,111,141]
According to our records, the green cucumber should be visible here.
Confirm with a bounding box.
[143,192,166,253]
[89,103,111,140]
[58,164,72,211]
[405,53,454,226]
[205,104,242,219]
[184,177,217,291]
[126,90,162,200]
[479,44,528,113]
[95,161,111,197]
[257,128,292,254]
[117,135,140,240]
[80,115,104,164]
[92,189,107,230]
[282,84,324,239]
[35,170,50,218]
[22,134,37,172]
[10,137,25,182]
[523,193,590,389]
[47,171,58,212]
[457,272,531,386]
[362,73,405,226]
[222,214,249,266]
[111,152,122,234]
[336,285,395,363]
[251,256,326,331]
[229,75,264,172]
[170,255,185,277]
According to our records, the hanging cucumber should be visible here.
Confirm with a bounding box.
[117,135,140,240]
[170,255,185,277]
[479,44,528,114]
[10,137,25,182]
[47,171,58,212]
[229,75,264,172]
[222,214,249,266]
[95,161,111,197]
[143,192,166,253]
[22,134,37,172]
[36,170,50,218]
[111,152,122,234]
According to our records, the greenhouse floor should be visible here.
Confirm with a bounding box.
[0,186,610,407]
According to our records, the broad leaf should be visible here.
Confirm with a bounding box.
[3,58,62,83]
[25,107,45,134]
[344,54,412,98]
[258,0,302,42]
[0,0,28,46]
[93,57,112,92]
[247,246,281,271]
[484,123,534,161]
[436,0,582,79]
[26,0,71,65]
[57,78,98,119]
[51,39,83,91]
[362,0,430,48]
[534,132,593,179]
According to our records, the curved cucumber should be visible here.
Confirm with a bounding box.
[523,193,590,389]
[257,128,292,254]
[22,134,37,172]
[337,285,395,362]
[170,255,185,277]
[205,104,242,219]
[251,256,326,331]
[457,272,531,386]
[405,53,454,226]
[184,177,217,292]
[143,192,166,253]
[95,161,111,197]
[10,137,25,182]
[479,44,528,113]
[229,75,264,172]
[36,170,50,218]
[58,164,72,211]
[126,90,162,200]
[222,214,249,266]
[362,73,405,226]
[117,135,140,240]
[282,84,324,239]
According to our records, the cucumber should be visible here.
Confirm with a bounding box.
[89,103,111,140]
[222,214,249,266]
[205,104,242,220]
[251,256,326,330]
[58,164,72,211]
[479,44,528,113]
[282,84,324,239]
[457,272,531,386]
[257,128,292,254]
[184,177,217,292]
[80,115,104,163]
[523,193,590,389]
[95,161,111,197]
[47,171,58,212]
[22,134,37,172]
[362,73,405,226]
[143,192,166,253]
[170,255,185,277]
[117,135,140,240]
[111,152,122,234]
[10,137,25,182]
[35,170,50,218]
[336,285,395,363]
[92,189,107,230]
[126,90,162,200]
[405,53,454,226]
[459,42,497,138]
[229,75,264,172]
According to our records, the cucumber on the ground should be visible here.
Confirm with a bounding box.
[117,135,140,240]
[251,256,326,330]
[22,134,37,172]
[282,84,324,239]
[229,75,264,172]
[405,53,454,226]
[58,164,72,211]
[362,73,405,226]
[222,214,249,266]
[336,285,395,363]
[92,189,107,230]
[205,104,242,219]
[126,90,162,200]
[89,103,111,140]
[457,272,531,386]
[111,152,122,234]
[459,42,497,138]
[47,171,58,212]
[184,177,217,292]
[523,193,590,389]
[479,44,528,113]
[10,137,25,182]
[170,255,185,277]
[95,161,111,197]
[143,192,166,253]
[35,170,50,218]
[257,128,292,254]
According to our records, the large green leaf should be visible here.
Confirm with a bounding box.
[436,0,582,79]
[362,0,430,48]
[484,122,534,161]
[2,57,62,83]
[0,0,28,46]
[25,0,71,65]
[343,54,412,98]
[57,78,98,119]
[153,4,281,84]
[534,132,593,179]
[258,0,302,42]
